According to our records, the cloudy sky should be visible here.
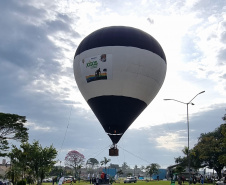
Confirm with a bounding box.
[0,0,226,169]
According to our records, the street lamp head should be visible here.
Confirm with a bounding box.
[199,91,205,94]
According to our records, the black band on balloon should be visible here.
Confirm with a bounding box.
[74,26,166,62]
[87,95,147,144]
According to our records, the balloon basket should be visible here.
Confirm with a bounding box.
[109,145,118,156]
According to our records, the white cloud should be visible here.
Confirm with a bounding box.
[155,131,187,151]
[25,121,52,132]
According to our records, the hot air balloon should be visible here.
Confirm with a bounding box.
[73,26,166,156]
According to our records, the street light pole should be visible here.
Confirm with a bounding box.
[187,103,190,185]
[164,91,205,185]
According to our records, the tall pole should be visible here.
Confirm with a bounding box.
[164,91,205,185]
[187,103,191,184]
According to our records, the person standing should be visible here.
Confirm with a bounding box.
[178,176,182,185]
[101,172,105,183]
[182,176,185,184]
[201,175,204,184]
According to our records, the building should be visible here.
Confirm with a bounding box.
[166,164,198,180]
[152,169,167,180]
[102,168,117,178]
[0,159,10,178]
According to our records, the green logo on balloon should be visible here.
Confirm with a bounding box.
[86,61,98,69]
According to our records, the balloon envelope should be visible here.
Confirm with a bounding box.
[73,26,167,144]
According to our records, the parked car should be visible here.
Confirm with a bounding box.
[124,177,137,183]
[64,178,73,183]
[43,178,52,182]
[216,177,225,185]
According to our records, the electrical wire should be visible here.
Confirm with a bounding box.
[93,145,111,158]
[85,144,111,159]
[118,145,151,164]
[57,105,73,160]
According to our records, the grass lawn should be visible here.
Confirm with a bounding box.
[43,180,213,185]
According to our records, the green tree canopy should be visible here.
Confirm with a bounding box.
[219,112,226,165]
[49,166,63,177]
[121,162,129,171]
[117,169,123,176]
[174,111,226,178]
[100,157,111,170]
[174,147,187,174]
[145,163,160,179]
[193,123,226,178]
[109,163,120,169]
[86,158,99,169]
[0,112,28,156]
[218,124,226,165]
[223,112,226,122]
[9,141,57,185]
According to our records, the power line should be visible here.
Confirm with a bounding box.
[93,145,111,159]
[118,145,151,164]
[58,105,73,160]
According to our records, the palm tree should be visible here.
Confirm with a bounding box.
[100,157,111,173]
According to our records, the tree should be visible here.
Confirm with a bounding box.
[193,124,226,178]
[86,158,99,175]
[140,165,145,172]
[121,162,129,174]
[100,157,111,172]
[218,124,226,165]
[65,150,85,179]
[109,163,120,169]
[9,141,57,185]
[86,158,99,169]
[49,166,63,177]
[174,112,226,178]
[174,146,196,174]
[117,169,123,177]
[5,161,21,185]
[134,165,138,176]
[174,165,185,175]
[127,172,133,176]
[223,112,226,122]
[0,113,28,156]
[145,163,160,179]
[219,112,226,165]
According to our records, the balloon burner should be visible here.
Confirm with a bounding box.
[109,144,118,156]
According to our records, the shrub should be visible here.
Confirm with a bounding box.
[17,180,26,185]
